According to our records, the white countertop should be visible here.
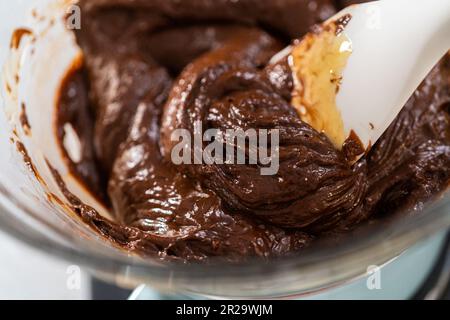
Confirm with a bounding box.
[0,230,90,300]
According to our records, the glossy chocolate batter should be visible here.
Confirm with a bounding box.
[56,0,450,262]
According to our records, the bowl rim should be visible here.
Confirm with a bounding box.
[0,172,449,297]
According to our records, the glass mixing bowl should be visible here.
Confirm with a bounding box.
[0,0,449,299]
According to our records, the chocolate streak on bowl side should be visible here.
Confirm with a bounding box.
[10,28,33,50]
[54,0,450,262]
[20,103,31,135]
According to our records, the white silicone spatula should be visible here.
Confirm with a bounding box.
[335,0,450,150]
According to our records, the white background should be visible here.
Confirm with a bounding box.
[0,230,90,300]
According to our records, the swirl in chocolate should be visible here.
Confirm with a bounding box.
[56,0,450,262]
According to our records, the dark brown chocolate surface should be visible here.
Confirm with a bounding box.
[56,0,450,262]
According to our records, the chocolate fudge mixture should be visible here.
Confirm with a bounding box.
[56,0,450,262]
